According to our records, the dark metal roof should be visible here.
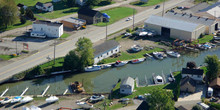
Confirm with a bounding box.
[165,12,216,26]
[93,40,119,57]
[182,68,204,75]
[78,8,100,17]
[36,2,43,7]
[17,3,24,7]
[34,20,63,27]
[184,2,209,14]
[180,76,196,87]
[199,2,220,12]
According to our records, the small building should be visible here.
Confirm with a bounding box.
[144,15,206,41]
[17,3,27,10]
[120,77,135,95]
[78,8,103,24]
[181,68,204,82]
[93,40,120,64]
[180,76,196,93]
[75,0,87,6]
[36,2,53,12]
[61,17,86,30]
[32,20,63,38]
[52,0,61,2]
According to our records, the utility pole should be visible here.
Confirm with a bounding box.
[53,40,56,65]
[16,41,18,54]
[106,22,107,40]
[133,8,135,30]
[162,0,165,17]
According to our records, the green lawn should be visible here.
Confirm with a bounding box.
[15,0,51,6]
[100,47,163,64]
[0,20,32,31]
[0,55,17,60]
[130,0,165,7]
[192,35,214,44]
[95,7,136,26]
[60,33,70,38]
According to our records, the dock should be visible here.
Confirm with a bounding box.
[41,85,50,96]
[63,89,68,95]
[162,72,166,84]
[0,88,9,97]
[152,73,158,84]
[20,87,29,96]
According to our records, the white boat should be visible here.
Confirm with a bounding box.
[166,51,180,58]
[76,101,93,109]
[139,32,148,36]
[20,96,33,103]
[214,36,220,40]
[102,64,111,69]
[114,60,128,67]
[152,52,163,60]
[131,45,143,52]
[131,58,145,64]
[90,94,105,102]
[84,65,102,72]
[45,96,59,103]
[1,97,11,104]
[155,75,164,84]
[145,53,153,59]
[11,96,22,103]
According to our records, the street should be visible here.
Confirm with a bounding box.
[0,0,187,83]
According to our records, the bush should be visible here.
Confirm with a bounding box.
[20,16,26,24]
[210,103,220,110]
[192,105,203,110]
[134,27,139,31]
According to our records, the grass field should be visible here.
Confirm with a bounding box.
[192,35,214,44]
[0,55,17,60]
[15,0,51,6]
[0,20,32,31]
[130,0,164,7]
[60,33,70,38]
[95,7,136,26]
[100,47,163,64]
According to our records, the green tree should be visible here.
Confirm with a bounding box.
[192,105,202,110]
[75,37,94,66]
[20,7,25,15]
[204,55,220,83]
[25,8,34,19]
[186,61,197,69]
[0,0,18,28]
[85,0,101,8]
[66,0,76,7]
[146,88,175,110]
[20,16,26,24]
[63,50,81,72]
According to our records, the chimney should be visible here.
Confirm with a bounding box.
[197,17,200,19]
[205,18,209,21]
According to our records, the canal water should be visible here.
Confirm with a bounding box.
[1,47,220,95]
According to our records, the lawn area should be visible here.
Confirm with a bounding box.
[198,35,213,44]
[100,47,163,64]
[39,57,64,69]
[60,33,70,38]
[130,0,164,7]
[0,55,18,60]
[95,7,136,26]
[0,20,32,31]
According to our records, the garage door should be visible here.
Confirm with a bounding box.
[161,27,170,38]
[215,23,218,30]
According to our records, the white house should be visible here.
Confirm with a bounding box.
[36,2,53,12]
[75,0,87,6]
[120,77,135,95]
[93,40,120,64]
[32,20,63,38]
[181,68,204,82]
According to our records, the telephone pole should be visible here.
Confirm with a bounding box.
[53,40,56,65]
[106,22,108,40]
[162,0,165,17]
[133,8,135,30]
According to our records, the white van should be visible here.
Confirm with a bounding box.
[197,102,210,110]
[30,32,46,38]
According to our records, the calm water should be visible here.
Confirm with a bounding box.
[1,47,220,95]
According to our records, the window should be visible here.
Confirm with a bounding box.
[101,55,102,57]
[41,28,43,31]
[197,75,201,78]
[115,49,118,52]
[107,52,108,55]
[98,57,99,59]
[111,50,113,53]
[122,90,124,92]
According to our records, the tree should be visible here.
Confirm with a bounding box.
[63,50,81,72]
[75,37,94,67]
[204,55,220,83]
[85,0,101,8]
[25,8,34,19]
[146,88,175,110]
[0,0,18,28]
[20,7,25,15]
[66,0,76,7]
[20,16,26,24]
[186,61,197,69]
[192,105,202,110]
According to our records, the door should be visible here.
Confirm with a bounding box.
[161,27,170,38]
[215,23,218,30]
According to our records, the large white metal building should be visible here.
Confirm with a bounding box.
[144,15,206,41]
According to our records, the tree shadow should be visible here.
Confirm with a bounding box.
[96,1,111,6]
[4,103,17,108]
[13,102,29,108]
[38,102,55,108]
[63,8,79,13]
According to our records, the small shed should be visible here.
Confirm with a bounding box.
[120,77,135,95]
[180,76,196,93]
[61,17,86,30]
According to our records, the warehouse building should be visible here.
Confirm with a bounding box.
[61,17,86,30]
[144,15,206,41]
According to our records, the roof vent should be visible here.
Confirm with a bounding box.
[174,12,177,15]
[197,17,200,19]
[205,18,209,21]
[189,14,192,18]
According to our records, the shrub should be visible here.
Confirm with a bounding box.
[126,29,131,33]
[192,105,203,110]
[21,50,29,53]
[20,16,26,24]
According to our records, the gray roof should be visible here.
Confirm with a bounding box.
[198,2,220,18]
[34,20,63,27]
[62,17,86,25]
[165,12,216,26]
[184,2,209,14]
[120,77,134,86]
[145,15,201,32]
[180,76,196,87]
[199,2,220,12]
[93,40,120,57]
[182,68,204,75]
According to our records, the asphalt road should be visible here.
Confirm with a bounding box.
[0,0,187,83]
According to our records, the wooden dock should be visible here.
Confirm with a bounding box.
[41,85,50,96]
[0,88,9,97]
[20,87,29,96]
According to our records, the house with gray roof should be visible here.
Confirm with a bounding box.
[180,76,196,93]
[120,77,135,95]
[165,12,218,34]
[36,2,53,12]
[144,15,206,41]
[93,40,120,64]
[181,68,204,82]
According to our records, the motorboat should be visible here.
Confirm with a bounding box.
[152,52,163,60]
[197,44,206,50]
[214,36,220,40]
[145,53,153,59]
[84,65,102,72]
[114,60,128,67]
[168,73,175,82]
[30,105,41,110]
[155,75,164,84]
[76,101,93,109]
[166,51,180,58]
[131,58,145,64]
[11,96,22,103]
[20,96,33,103]
[101,64,111,69]
[214,40,220,45]
[139,32,148,36]
[131,45,143,52]
[46,96,59,103]
[90,94,105,102]
[1,97,11,104]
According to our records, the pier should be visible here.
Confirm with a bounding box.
[41,85,50,96]
[63,89,68,95]
[20,87,29,96]
[0,88,9,97]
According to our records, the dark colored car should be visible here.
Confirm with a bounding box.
[210,97,218,102]
[155,5,160,9]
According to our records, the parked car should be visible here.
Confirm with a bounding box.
[126,17,133,21]
[119,98,130,102]
[155,5,160,9]
[210,97,218,102]
[124,32,132,36]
